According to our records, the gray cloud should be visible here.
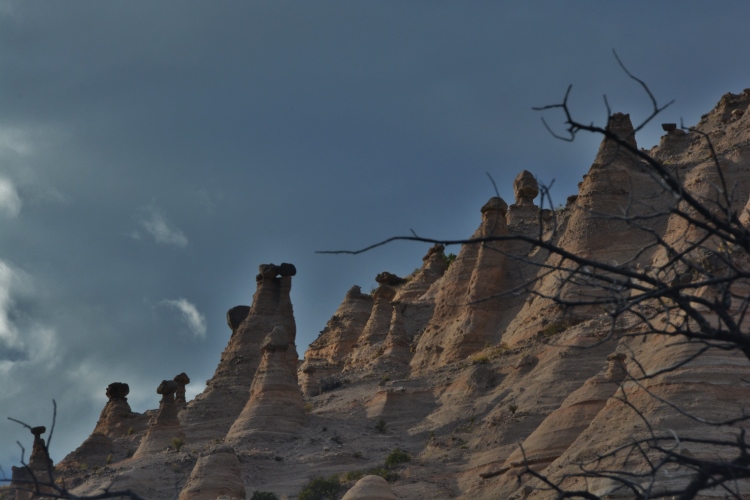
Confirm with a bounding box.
[0,177,21,218]
[136,207,188,248]
[162,298,207,339]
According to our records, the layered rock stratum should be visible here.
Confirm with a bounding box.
[9,89,750,500]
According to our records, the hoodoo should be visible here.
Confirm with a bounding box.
[179,262,297,443]
[132,379,186,458]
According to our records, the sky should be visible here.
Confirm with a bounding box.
[1,2,749,473]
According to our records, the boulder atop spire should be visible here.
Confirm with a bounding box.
[513,170,538,207]
[481,196,508,215]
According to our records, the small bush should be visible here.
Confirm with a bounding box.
[127,427,134,436]
[470,353,489,365]
[106,453,113,465]
[77,463,88,471]
[344,470,364,482]
[375,418,387,433]
[540,318,583,337]
[385,448,411,468]
[353,451,363,459]
[508,403,518,415]
[251,492,280,500]
[297,475,341,500]
[172,437,185,452]
[304,402,314,413]
[365,467,399,483]
[319,376,343,393]
[444,253,457,268]
[125,448,134,458]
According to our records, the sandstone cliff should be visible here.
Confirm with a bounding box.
[38,89,750,500]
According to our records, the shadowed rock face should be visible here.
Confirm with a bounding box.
[299,286,374,395]
[410,197,512,372]
[174,373,190,405]
[179,263,297,443]
[179,445,246,500]
[93,382,139,438]
[132,380,185,458]
[345,284,398,369]
[225,326,304,443]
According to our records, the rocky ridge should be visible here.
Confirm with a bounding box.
[9,89,750,500]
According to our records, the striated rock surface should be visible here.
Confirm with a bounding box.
[225,326,304,443]
[179,263,297,443]
[299,286,373,395]
[178,445,246,500]
[410,197,514,371]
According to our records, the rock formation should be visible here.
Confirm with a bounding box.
[46,90,750,500]
[10,427,54,500]
[344,284,398,369]
[410,196,514,371]
[507,170,540,227]
[91,382,143,438]
[225,326,304,443]
[179,263,297,443]
[132,379,186,458]
[342,475,398,500]
[178,445,246,500]
[174,373,190,405]
[299,285,373,395]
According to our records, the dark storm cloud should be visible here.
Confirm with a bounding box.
[1,0,749,472]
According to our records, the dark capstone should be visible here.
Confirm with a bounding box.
[661,123,677,132]
[258,262,297,280]
[174,372,190,385]
[423,244,445,261]
[375,271,406,286]
[31,426,46,437]
[278,262,297,277]
[106,382,130,400]
[157,380,179,395]
[227,305,251,331]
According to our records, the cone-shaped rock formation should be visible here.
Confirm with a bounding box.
[180,263,297,443]
[225,326,304,443]
[178,445,246,500]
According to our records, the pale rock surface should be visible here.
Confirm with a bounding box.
[180,263,297,443]
[342,474,398,500]
[225,326,305,443]
[178,445,245,500]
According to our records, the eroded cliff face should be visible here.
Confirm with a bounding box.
[44,90,750,500]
